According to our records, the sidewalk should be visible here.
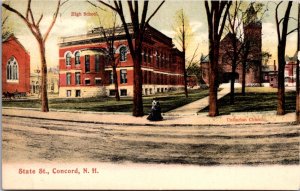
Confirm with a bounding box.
[2,107,298,126]
[167,88,230,115]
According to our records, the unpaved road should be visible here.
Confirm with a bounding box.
[2,116,299,165]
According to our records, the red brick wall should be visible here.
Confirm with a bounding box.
[59,37,184,89]
[2,36,30,94]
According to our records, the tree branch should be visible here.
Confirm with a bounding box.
[96,0,117,11]
[87,0,105,11]
[145,0,165,25]
[286,28,298,36]
[219,1,232,38]
[275,1,283,41]
[37,14,43,26]
[43,0,62,42]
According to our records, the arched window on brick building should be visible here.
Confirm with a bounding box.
[75,51,80,65]
[66,52,71,66]
[7,57,19,82]
[119,46,127,62]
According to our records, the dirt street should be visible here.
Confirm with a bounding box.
[2,116,299,165]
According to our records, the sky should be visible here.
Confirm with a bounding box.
[2,0,299,72]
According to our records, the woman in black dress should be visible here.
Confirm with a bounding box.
[147,99,163,121]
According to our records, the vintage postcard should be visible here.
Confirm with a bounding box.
[2,0,300,189]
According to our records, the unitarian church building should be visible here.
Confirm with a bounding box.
[58,24,184,98]
[201,4,262,86]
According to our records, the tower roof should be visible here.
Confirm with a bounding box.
[245,3,258,25]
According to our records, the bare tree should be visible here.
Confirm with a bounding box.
[223,2,266,102]
[173,9,193,98]
[2,0,68,112]
[205,0,232,117]
[275,1,297,115]
[224,1,244,104]
[296,3,300,124]
[87,4,121,101]
[2,4,12,39]
[91,0,165,117]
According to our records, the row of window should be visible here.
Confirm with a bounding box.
[7,57,19,81]
[142,49,175,69]
[65,70,128,86]
[66,89,128,97]
[64,48,177,70]
[65,46,128,67]
[66,89,81,97]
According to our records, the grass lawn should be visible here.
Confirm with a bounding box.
[200,87,296,115]
[3,89,209,113]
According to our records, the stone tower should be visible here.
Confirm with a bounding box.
[243,3,262,85]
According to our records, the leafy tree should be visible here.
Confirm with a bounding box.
[173,9,193,97]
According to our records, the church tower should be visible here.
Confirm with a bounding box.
[243,3,262,84]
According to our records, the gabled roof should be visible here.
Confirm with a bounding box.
[200,54,209,63]
[3,34,30,54]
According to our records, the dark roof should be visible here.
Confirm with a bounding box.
[285,51,298,62]
[59,23,173,47]
[200,54,209,63]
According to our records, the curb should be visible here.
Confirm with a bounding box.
[3,114,297,127]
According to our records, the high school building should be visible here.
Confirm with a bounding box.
[2,34,30,95]
[58,24,184,98]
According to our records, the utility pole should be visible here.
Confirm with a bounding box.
[296,3,300,124]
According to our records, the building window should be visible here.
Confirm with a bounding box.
[120,69,127,84]
[66,90,71,97]
[75,51,80,65]
[95,54,100,72]
[7,57,19,82]
[119,46,127,62]
[85,79,91,85]
[95,78,102,85]
[109,71,114,84]
[66,52,71,66]
[85,55,90,72]
[109,89,116,96]
[75,90,81,97]
[75,72,81,85]
[120,89,127,96]
[148,50,151,63]
[143,49,147,63]
[66,73,71,85]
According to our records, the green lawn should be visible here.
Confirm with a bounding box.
[3,89,209,113]
[200,87,296,115]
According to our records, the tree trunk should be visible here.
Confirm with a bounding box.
[39,41,49,112]
[112,64,120,101]
[132,36,144,117]
[241,61,246,96]
[277,45,285,115]
[183,51,188,98]
[208,42,219,117]
[296,4,300,124]
[230,64,236,104]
